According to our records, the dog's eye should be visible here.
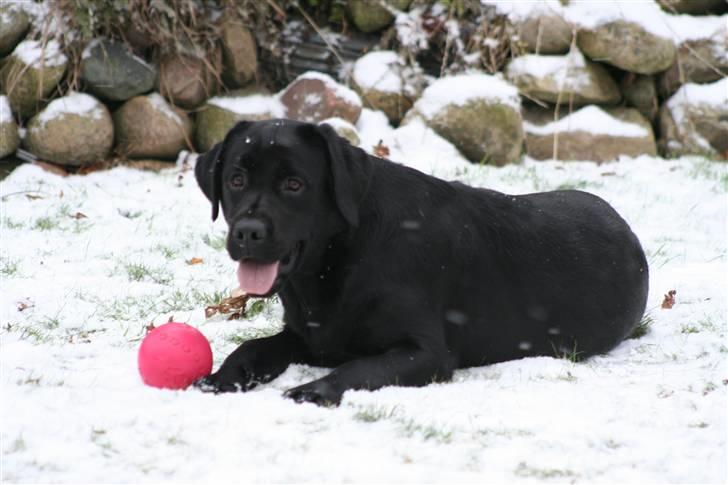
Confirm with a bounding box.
[229,174,246,190]
[283,177,304,193]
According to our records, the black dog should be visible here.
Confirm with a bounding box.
[194,119,649,405]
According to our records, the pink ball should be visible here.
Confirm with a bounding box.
[138,322,213,390]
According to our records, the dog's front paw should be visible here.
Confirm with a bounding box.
[192,367,255,394]
[283,379,342,406]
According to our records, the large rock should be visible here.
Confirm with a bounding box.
[515,13,573,55]
[0,40,67,118]
[505,49,620,105]
[319,117,360,146]
[0,5,30,57]
[0,95,19,158]
[524,105,657,162]
[566,3,676,74]
[219,19,257,87]
[657,0,727,14]
[158,51,219,109]
[279,71,362,124]
[577,22,675,75]
[657,17,728,98]
[347,0,412,33]
[114,93,193,159]
[352,50,421,124]
[24,92,113,166]
[81,40,157,102]
[659,78,728,157]
[195,91,284,151]
[405,73,523,165]
[621,74,659,123]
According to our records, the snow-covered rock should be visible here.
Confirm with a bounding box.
[405,73,523,165]
[0,39,67,118]
[524,106,657,162]
[81,40,157,102]
[25,92,113,166]
[505,49,621,106]
[657,15,728,97]
[0,4,30,56]
[220,19,258,88]
[567,2,676,74]
[195,91,285,152]
[659,78,728,157]
[621,74,659,123]
[113,93,192,159]
[352,51,422,123]
[279,71,362,125]
[320,117,360,146]
[159,51,220,109]
[0,95,19,158]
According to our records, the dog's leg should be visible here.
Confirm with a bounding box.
[283,345,453,406]
[194,327,311,393]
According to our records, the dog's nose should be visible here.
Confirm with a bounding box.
[232,218,268,246]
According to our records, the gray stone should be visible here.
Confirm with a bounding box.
[0,40,68,118]
[524,106,657,162]
[516,13,573,55]
[0,5,30,57]
[114,93,193,159]
[220,20,257,87]
[319,117,361,146]
[280,72,362,124]
[81,40,157,102]
[577,21,676,75]
[24,92,113,166]
[505,50,621,105]
[347,0,412,33]
[658,37,728,98]
[659,79,728,157]
[0,96,19,158]
[621,74,659,123]
[158,51,220,109]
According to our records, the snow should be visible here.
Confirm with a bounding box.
[320,116,357,134]
[563,1,673,39]
[0,95,12,123]
[284,71,362,109]
[481,0,566,21]
[12,39,67,68]
[665,78,728,149]
[147,93,183,124]
[2,151,725,482]
[353,51,417,95]
[414,73,521,119]
[208,94,286,118]
[34,92,105,128]
[524,106,649,138]
[662,13,727,43]
[506,49,590,90]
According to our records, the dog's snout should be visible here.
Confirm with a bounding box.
[233,218,269,246]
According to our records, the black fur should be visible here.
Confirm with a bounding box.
[194,119,649,406]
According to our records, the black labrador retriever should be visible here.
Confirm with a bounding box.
[194,119,649,405]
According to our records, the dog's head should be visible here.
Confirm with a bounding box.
[195,119,371,296]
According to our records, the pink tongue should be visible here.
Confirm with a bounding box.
[237,261,280,295]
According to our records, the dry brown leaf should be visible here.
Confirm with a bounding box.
[661,290,677,309]
[373,140,390,158]
[16,299,34,312]
[186,257,204,265]
[32,161,69,177]
[205,294,250,319]
[71,212,88,220]
[25,194,44,200]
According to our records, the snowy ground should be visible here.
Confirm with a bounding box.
[1,135,726,482]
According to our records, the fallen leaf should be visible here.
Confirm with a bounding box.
[145,323,156,334]
[16,299,34,312]
[186,257,204,265]
[373,140,390,158]
[661,290,676,309]
[25,194,44,200]
[205,293,250,319]
[600,171,617,177]
[71,212,88,220]
[32,161,69,177]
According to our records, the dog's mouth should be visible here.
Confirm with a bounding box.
[236,242,303,296]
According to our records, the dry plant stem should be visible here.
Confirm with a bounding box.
[551,28,579,161]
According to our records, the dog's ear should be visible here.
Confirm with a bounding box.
[195,141,225,221]
[315,123,372,228]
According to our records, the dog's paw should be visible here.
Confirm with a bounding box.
[192,369,255,394]
[283,379,341,406]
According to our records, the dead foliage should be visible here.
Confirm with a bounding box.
[661,290,677,309]
[205,292,251,320]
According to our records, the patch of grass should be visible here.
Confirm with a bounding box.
[19,326,52,343]
[38,316,61,330]
[6,435,26,454]
[2,217,24,229]
[202,233,227,251]
[98,295,156,322]
[224,326,280,345]
[552,340,583,362]
[646,242,679,269]
[245,299,268,319]
[33,216,59,231]
[399,419,453,443]
[629,313,654,339]
[122,261,172,285]
[680,324,700,334]
[515,462,576,479]
[155,244,178,259]
[189,288,227,307]
[0,257,20,277]
[353,405,399,423]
